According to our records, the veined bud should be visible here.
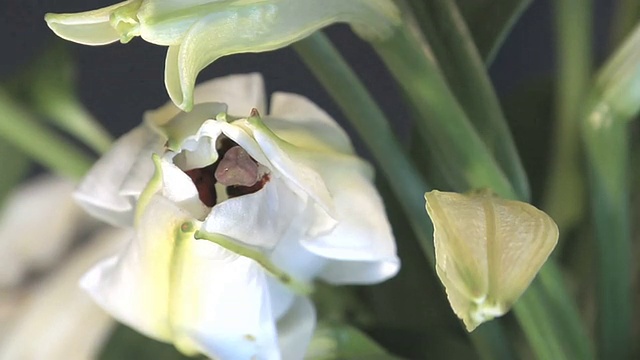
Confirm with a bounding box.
[425,190,558,331]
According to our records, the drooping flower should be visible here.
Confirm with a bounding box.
[424,190,558,331]
[74,73,399,359]
[44,0,400,111]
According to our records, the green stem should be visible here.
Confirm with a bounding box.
[371,22,592,360]
[406,0,530,201]
[582,109,631,359]
[543,0,592,237]
[371,25,517,200]
[36,94,113,154]
[0,88,94,180]
[611,0,640,47]
[293,32,514,360]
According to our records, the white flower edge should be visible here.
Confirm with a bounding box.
[0,176,92,288]
[0,227,128,359]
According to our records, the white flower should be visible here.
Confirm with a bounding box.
[44,0,400,111]
[74,73,399,359]
[0,176,126,360]
[425,190,558,332]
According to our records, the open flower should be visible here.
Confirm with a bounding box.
[74,73,399,359]
[45,0,400,111]
[425,190,558,332]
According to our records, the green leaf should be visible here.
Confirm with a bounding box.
[307,323,401,360]
[0,88,94,180]
[0,142,30,206]
[99,324,204,360]
[406,0,530,201]
[8,43,113,154]
[454,0,532,64]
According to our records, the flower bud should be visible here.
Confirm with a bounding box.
[425,190,558,331]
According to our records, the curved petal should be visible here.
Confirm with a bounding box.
[74,125,165,227]
[44,0,139,45]
[202,179,303,249]
[242,117,335,217]
[158,159,209,219]
[148,73,266,129]
[266,92,353,154]
[0,177,88,287]
[82,195,280,358]
[165,0,399,110]
[0,227,127,359]
[299,154,399,284]
[277,297,316,360]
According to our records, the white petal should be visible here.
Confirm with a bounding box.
[158,159,209,219]
[74,125,165,227]
[82,195,280,358]
[164,0,399,111]
[243,118,335,217]
[266,92,354,154]
[300,155,399,284]
[0,227,127,360]
[174,238,279,359]
[147,73,266,129]
[202,179,303,249]
[0,176,90,288]
[277,297,316,360]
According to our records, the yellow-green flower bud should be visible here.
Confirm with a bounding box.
[425,190,558,331]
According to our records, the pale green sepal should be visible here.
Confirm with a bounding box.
[44,0,141,45]
[425,190,558,332]
[165,0,400,110]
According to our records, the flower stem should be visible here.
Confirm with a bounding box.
[293,32,514,360]
[405,0,530,201]
[543,0,592,237]
[582,109,632,359]
[370,25,518,200]
[369,23,592,360]
[0,88,94,180]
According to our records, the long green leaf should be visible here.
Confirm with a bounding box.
[371,25,517,200]
[406,0,530,201]
[0,88,94,180]
[543,0,592,237]
[454,0,532,64]
[0,142,30,206]
[293,32,515,360]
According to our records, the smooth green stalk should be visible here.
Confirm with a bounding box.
[0,142,30,206]
[371,21,591,360]
[406,0,530,201]
[13,45,113,154]
[452,0,532,65]
[371,25,518,200]
[543,0,592,237]
[293,32,514,360]
[610,0,640,47]
[582,109,631,359]
[34,91,112,154]
[0,88,93,180]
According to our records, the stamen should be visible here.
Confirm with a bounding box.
[215,146,260,187]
